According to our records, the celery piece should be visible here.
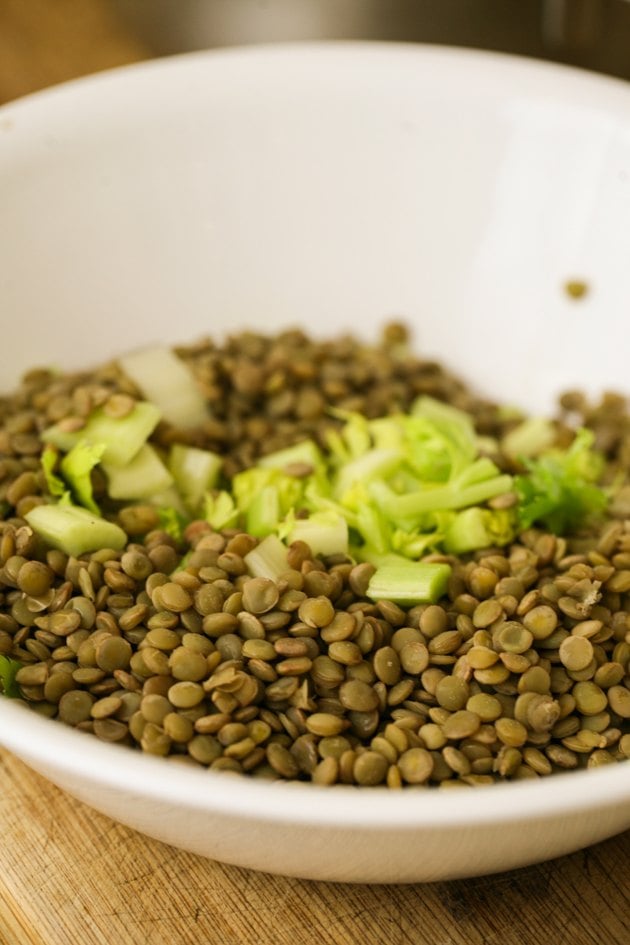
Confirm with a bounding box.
[25,504,127,556]
[157,507,186,543]
[380,474,514,522]
[168,444,222,513]
[150,486,189,517]
[503,417,556,458]
[366,562,451,606]
[246,486,280,538]
[333,448,402,501]
[0,655,22,698]
[444,507,516,555]
[41,446,67,499]
[60,441,105,513]
[103,444,174,500]
[204,491,239,530]
[119,346,208,428]
[287,511,348,557]
[258,440,323,472]
[42,401,161,467]
[233,467,304,521]
[354,549,412,569]
[244,534,289,580]
[412,395,475,441]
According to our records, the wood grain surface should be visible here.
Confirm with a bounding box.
[1,4,629,944]
[0,748,628,945]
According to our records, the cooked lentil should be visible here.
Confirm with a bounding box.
[0,323,629,787]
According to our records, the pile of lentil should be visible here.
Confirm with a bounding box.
[0,323,629,788]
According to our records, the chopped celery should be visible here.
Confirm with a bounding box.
[0,655,22,698]
[168,444,222,513]
[149,486,188,517]
[233,467,305,525]
[157,506,186,542]
[119,346,208,428]
[42,401,161,467]
[103,444,173,500]
[287,511,348,557]
[444,507,515,555]
[366,562,451,606]
[379,474,514,523]
[503,417,556,458]
[60,441,105,514]
[412,395,476,449]
[333,448,402,501]
[244,534,289,580]
[246,486,281,538]
[41,446,67,499]
[25,504,127,556]
[204,491,239,530]
[258,440,324,472]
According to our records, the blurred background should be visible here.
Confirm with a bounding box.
[2,0,630,105]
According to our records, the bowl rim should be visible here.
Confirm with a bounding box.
[1,41,629,830]
[2,697,629,828]
[4,38,630,121]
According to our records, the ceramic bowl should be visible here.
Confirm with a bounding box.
[1,44,629,883]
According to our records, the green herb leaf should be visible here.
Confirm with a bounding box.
[0,656,22,699]
[157,506,187,542]
[515,429,608,534]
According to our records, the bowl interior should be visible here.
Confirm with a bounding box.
[1,45,629,850]
[2,44,630,412]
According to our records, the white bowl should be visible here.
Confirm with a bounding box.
[1,44,629,883]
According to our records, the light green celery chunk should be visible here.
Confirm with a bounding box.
[444,507,516,555]
[41,446,67,499]
[246,487,280,538]
[287,511,348,557]
[118,346,208,428]
[42,401,161,467]
[258,440,324,472]
[204,491,239,530]
[333,448,401,501]
[502,417,556,458]
[60,441,106,513]
[380,474,514,523]
[103,444,173,500]
[25,504,127,557]
[244,534,289,579]
[168,444,222,513]
[366,562,451,606]
[150,486,188,517]
[233,467,305,523]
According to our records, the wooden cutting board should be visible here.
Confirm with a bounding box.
[0,748,629,945]
[1,5,629,944]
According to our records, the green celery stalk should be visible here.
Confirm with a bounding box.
[42,401,161,467]
[244,534,289,580]
[366,562,451,605]
[258,440,323,472]
[246,487,280,537]
[25,504,127,556]
[502,417,556,458]
[333,448,402,500]
[168,444,222,513]
[380,474,513,522]
[103,444,174,500]
[287,511,348,557]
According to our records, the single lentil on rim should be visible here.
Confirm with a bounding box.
[0,322,629,787]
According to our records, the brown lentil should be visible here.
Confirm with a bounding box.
[0,324,629,790]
